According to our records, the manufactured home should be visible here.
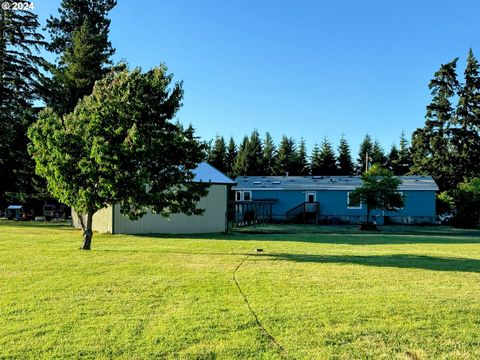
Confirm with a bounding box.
[72,163,236,234]
[233,175,439,225]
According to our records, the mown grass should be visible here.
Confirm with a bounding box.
[1,221,479,359]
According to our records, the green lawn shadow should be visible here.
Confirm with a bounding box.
[260,253,480,273]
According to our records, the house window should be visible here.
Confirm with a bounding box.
[347,192,362,209]
[236,191,252,201]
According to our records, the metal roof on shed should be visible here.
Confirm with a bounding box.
[193,162,236,185]
[6,205,23,209]
[233,175,439,191]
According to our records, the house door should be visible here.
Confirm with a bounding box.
[305,192,316,203]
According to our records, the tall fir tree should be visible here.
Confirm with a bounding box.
[233,136,249,176]
[45,0,117,115]
[371,140,387,167]
[243,129,264,175]
[208,135,227,173]
[396,130,412,175]
[411,58,460,190]
[263,132,278,175]
[357,134,374,173]
[310,143,321,175]
[314,137,338,175]
[297,137,309,175]
[277,135,297,175]
[386,143,400,174]
[0,6,47,205]
[337,135,354,175]
[452,49,480,180]
[225,137,237,177]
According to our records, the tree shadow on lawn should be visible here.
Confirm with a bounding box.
[135,231,480,246]
[259,253,480,273]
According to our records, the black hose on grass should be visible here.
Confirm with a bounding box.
[233,254,288,357]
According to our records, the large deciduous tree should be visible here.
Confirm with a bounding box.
[28,65,208,250]
[349,165,404,224]
[450,178,480,228]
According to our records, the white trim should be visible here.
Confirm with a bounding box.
[347,192,362,209]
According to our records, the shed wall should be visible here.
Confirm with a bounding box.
[113,184,227,234]
[71,206,113,233]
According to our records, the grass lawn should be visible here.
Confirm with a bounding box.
[1,221,480,359]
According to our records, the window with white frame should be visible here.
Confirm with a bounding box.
[236,191,252,201]
[347,192,362,209]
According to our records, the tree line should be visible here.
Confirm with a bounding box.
[207,131,413,178]
[1,0,479,228]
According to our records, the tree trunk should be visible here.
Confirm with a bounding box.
[366,206,371,224]
[80,211,94,250]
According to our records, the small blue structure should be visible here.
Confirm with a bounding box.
[233,175,439,225]
[5,205,24,221]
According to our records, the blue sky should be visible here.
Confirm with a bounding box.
[34,0,480,156]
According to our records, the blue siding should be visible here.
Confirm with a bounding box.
[251,189,436,221]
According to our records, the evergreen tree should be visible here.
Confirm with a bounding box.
[297,137,309,175]
[0,6,47,204]
[371,140,387,167]
[314,137,337,175]
[243,129,264,175]
[357,134,374,173]
[225,137,237,177]
[46,0,116,55]
[310,143,322,175]
[337,135,354,175]
[396,130,412,175]
[45,0,116,115]
[263,132,278,175]
[411,58,460,190]
[277,136,297,175]
[208,135,227,173]
[452,49,480,180]
[386,144,400,174]
[233,136,249,176]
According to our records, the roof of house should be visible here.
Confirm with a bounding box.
[194,162,236,185]
[233,175,439,191]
